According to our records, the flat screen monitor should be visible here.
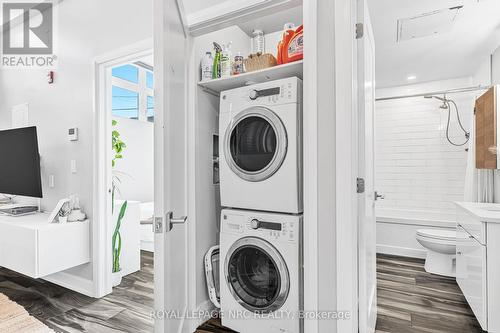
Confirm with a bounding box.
[0,126,42,198]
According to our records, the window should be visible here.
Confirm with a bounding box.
[146,71,154,89]
[112,86,139,119]
[111,62,154,122]
[147,96,154,122]
[112,64,138,83]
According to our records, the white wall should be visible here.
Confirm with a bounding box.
[0,0,152,289]
[376,78,474,216]
[112,117,154,203]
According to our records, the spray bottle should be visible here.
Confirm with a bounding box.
[212,42,222,79]
[220,42,233,78]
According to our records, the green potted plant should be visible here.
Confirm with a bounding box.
[111,119,128,287]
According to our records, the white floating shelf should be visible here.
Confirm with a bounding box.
[198,60,303,94]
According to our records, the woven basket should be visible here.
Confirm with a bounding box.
[244,53,277,73]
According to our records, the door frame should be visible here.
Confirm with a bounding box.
[302,0,359,332]
[92,39,153,297]
[148,0,359,330]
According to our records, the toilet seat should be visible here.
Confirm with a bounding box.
[416,229,468,242]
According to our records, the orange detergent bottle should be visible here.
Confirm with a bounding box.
[277,24,303,65]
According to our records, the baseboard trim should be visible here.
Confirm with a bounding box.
[43,272,95,297]
[141,240,154,253]
[377,244,427,259]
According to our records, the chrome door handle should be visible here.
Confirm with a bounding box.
[140,217,154,225]
[374,191,385,201]
[167,211,187,231]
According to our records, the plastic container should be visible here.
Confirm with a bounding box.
[277,23,303,65]
[233,52,244,75]
[212,42,222,79]
[201,52,213,81]
[220,42,232,78]
[252,29,265,54]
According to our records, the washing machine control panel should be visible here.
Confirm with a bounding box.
[222,213,300,242]
[246,218,298,242]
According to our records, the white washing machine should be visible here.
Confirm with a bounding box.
[219,77,303,214]
[219,208,303,333]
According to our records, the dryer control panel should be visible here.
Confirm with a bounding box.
[220,77,302,110]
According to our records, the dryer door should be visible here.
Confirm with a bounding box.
[225,237,290,313]
[224,107,287,182]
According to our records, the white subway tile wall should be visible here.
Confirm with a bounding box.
[375,95,475,215]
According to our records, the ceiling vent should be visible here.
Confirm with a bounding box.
[397,6,463,42]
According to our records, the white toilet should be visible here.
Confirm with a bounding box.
[416,228,469,277]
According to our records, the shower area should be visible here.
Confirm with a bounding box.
[374,79,493,258]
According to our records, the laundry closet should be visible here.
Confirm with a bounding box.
[153,0,353,332]
[190,3,303,333]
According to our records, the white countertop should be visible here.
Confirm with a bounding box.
[0,212,89,229]
[454,201,500,223]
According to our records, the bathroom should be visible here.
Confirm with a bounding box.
[369,0,500,331]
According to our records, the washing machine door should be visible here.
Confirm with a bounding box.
[224,106,287,182]
[225,237,290,313]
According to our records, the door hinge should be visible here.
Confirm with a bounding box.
[355,23,364,39]
[154,216,163,233]
[357,177,365,193]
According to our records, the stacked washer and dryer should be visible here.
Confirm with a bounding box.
[218,77,303,333]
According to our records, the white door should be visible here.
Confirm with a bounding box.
[153,0,189,332]
[357,0,377,332]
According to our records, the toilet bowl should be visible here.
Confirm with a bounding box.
[416,229,469,277]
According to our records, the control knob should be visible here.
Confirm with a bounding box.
[249,90,259,100]
[250,219,260,229]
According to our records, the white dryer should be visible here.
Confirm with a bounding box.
[219,208,303,333]
[219,77,303,214]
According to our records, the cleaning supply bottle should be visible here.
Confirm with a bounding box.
[220,42,233,78]
[277,23,295,65]
[233,52,244,75]
[201,51,213,81]
[277,23,303,64]
[283,25,303,64]
[212,42,222,79]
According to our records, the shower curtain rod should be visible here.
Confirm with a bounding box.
[375,85,492,101]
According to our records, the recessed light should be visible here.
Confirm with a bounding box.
[407,75,417,80]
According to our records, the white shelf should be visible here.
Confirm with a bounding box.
[198,60,303,94]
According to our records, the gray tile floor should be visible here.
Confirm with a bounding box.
[376,254,485,333]
[0,251,154,333]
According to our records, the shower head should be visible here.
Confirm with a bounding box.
[424,95,449,109]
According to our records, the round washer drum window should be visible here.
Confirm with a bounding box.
[225,107,287,182]
[227,245,281,310]
[225,237,290,313]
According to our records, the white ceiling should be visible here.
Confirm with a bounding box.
[368,0,500,88]
[182,0,226,16]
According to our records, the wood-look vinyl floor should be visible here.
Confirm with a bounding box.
[376,254,485,333]
[0,251,154,333]
[0,251,486,333]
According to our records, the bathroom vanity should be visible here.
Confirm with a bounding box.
[455,202,500,332]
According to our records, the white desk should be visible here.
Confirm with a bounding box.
[0,212,90,278]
